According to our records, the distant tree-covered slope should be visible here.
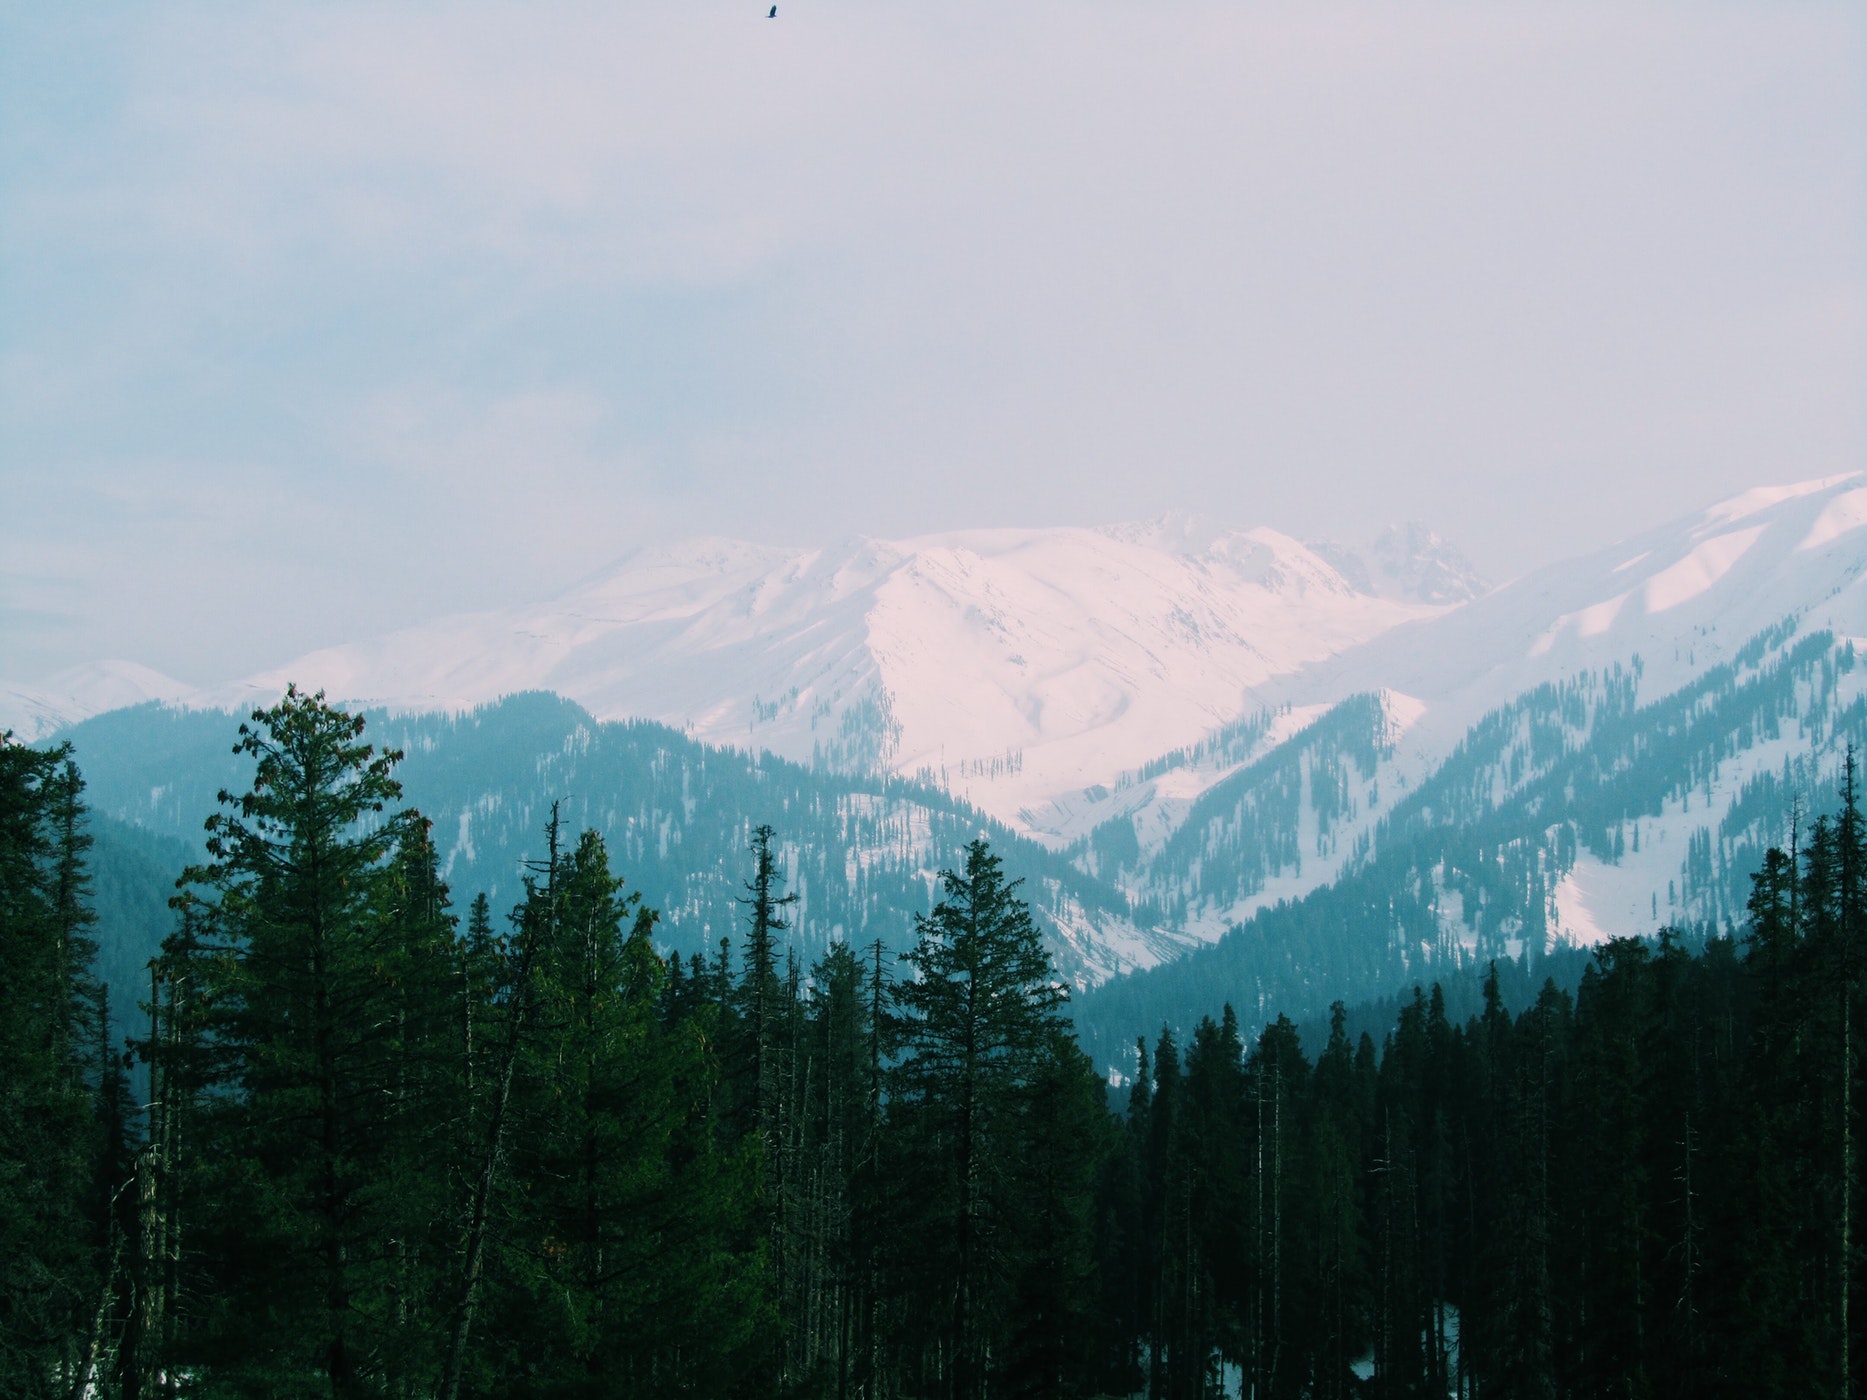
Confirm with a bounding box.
[87,815,193,1017]
[1074,621,1866,1070]
[58,618,1867,1080]
[58,692,1169,993]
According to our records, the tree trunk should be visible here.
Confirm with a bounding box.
[440,820,556,1400]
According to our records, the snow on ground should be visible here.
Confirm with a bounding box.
[1641,526,1766,613]
[1552,656,1867,946]
[1552,863,1625,948]
[1263,472,1867,739]
[1800,488,1867,551]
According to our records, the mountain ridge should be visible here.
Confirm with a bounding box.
[20,476,1867,1028]
[20,515,1474,837]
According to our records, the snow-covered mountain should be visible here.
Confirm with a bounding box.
[200,516,1459,834]
[204,475,1867,962]
[31,476,1867,1010]
[1307,523,1491,607]
[1070,472,1867,944]
[0,660,190,742]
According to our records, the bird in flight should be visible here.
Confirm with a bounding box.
[767,5,776,14]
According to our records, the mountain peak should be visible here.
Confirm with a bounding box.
[0,660,191,742]
[1308,523,1489,606]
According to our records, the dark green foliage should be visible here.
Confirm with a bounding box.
[32,698,1120,1397]
[159,686,462,1393]
[0,738,108,1395]
[883,839,1095,1398]
[482,828,768,1394]
[1084,762,1867,1396]
[22,694,1867,1399]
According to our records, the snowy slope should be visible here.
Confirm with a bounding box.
[1275,471,1867,835]
[201,517,1457,834]
[1277,473,1867,743]
[33,477,1867,991]
[208,477,1867,874]
[1061,473,1867,939]
[0,661,191,743]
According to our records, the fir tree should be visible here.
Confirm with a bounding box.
[890,838,1070,1400]
[166,687,452,1395]
[0,737,103,1396]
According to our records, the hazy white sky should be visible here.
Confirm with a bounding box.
[2,2,1862,684]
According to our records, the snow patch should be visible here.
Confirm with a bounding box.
[1643,526,1765,613]
[1554,858,1632,948]
[1577,590,1632,637]
[1800,488,1867,552]
[1380,689,1428,735]
[1701,473,1859,530]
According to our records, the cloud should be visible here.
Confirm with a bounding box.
[1,0,1861,681]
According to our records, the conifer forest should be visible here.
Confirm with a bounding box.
[10,687,1867,1399]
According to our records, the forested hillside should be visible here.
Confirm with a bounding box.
[65,617,1867,1083]
[62,692,1171,993]
[1073,621,1866,1070]
[9,683,1867,1397]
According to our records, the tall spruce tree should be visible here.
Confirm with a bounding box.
[0,737,104,1396]
[1310,1002,1371,1400]
[889,838,1071,1400]
[731,824,799,1385]
[736,823,797,1141]
[166,687,457,1396]
[472,823,771,1396]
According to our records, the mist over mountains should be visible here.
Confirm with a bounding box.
[20,476,1867,1065]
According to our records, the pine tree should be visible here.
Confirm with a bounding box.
[794,938,874,1392]
[468,822,773,1395]
[1244,1014,1308,1399]
[1370,996,1428,1396]
[736,823,798,1144]
[1000,1027,1112,1400]
[370,818,468,1394]
[130,898,217,1400]
[0,736,104,1396]
[889,838,1070,1400]
[1142,1026,1185,1399]
[729,823,799,1385]
[440,811,561,1400]
[1310,1002,1370,1399]
[76,980,139,1398]
[166,686,454,1395]
[1563,941,1655,1394]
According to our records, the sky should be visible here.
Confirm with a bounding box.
[2,1,1862,686]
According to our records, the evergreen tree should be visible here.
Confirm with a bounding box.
[736,823,797,1142]
[1142,1026,1186,1399]
[50,696,1867,1397]
[165,687,456,1395]
[0,737,104,1396]
[889,838,1071,1400]
[1000,1027,1112,1400]
[1243,1013,1307,1398]
[471,823,771,1396]
[729,824,799,1386]
[441,811,563,1400]
[1309,1002,1371,1399]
